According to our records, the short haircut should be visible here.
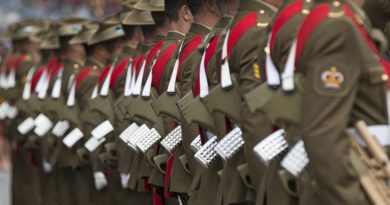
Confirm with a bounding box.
[151,11,168,27]
[187,0,215,16]
[165,0,188,22]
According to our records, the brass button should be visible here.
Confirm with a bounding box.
[259,10,265,14]
[73,64,79,69]
[333,1,341,7]
[382,74,388,81]
[92,66,98,71]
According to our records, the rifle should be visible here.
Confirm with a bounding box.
[349,120,390,205]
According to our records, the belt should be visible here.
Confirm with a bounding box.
[347,125,390,146]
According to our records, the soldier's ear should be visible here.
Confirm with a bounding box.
[181,5,193,22]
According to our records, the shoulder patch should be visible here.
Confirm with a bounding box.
[321,66,344,89]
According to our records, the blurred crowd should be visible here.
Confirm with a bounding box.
[0,0,123,35]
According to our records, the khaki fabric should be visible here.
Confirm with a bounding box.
[297,3,387,205]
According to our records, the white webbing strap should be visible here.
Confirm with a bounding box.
[22,67,36,100]
[67,74,75,93]
[199,43,210,98]
[0,69,7,88]
[100,59,118,97]
[142,51,161,97]
[129,69,137,95]
[66,81,76,107]
[35,68,47,94]
[133,58,147,96]
[51,66,64,99]
[386,90,390,129]
[6,68,16,88]
[37,72,50,99]
[124,58,133,96]
[281,39,297,92]
[90,84,99,99]
[221,31,232,88]
[167,41,185,93]
[265,34,281,87]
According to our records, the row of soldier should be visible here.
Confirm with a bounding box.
[1,0,390,205]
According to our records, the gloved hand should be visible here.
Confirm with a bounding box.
[120,173,130,189]
[42,160,53,174]
[94,172,108,190]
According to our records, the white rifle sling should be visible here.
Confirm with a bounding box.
[63,128,84,148]
[253,129,288,165]
[136,128,162,154]
[17,117,35,135]
[190,135,202,152]
[128,124,150,151]
[194,136,219,168]
[281,140,309,177]
[37,69,51,99]
[33,114,53,137]
[160,126,182,153]
[119,123,139,143]
[215,127,244,161]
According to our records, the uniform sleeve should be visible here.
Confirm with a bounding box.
[299,18,370,204]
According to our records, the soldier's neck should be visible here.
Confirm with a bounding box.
[193,13,218,29]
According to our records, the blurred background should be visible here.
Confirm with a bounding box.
[0,1,123,204]
[0,0,123,35]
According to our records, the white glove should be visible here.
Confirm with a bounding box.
[94,172,108,190]
[42,160,53,173]
[120,173,130,189]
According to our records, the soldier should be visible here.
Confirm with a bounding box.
[204,0,279,204]
[112,1,156,204]
[10,20,49,205]
[243,0,314,204]
[290,0,389,204]
[73,19,125,205]
[45,18,87,205]
[56,21,99,205]
[363,0,390,32]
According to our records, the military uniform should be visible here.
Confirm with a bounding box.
[293,1,388,204]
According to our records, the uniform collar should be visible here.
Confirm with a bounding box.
[166,31,186,41]
[86,57,105,69]
[188,22,212,36]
